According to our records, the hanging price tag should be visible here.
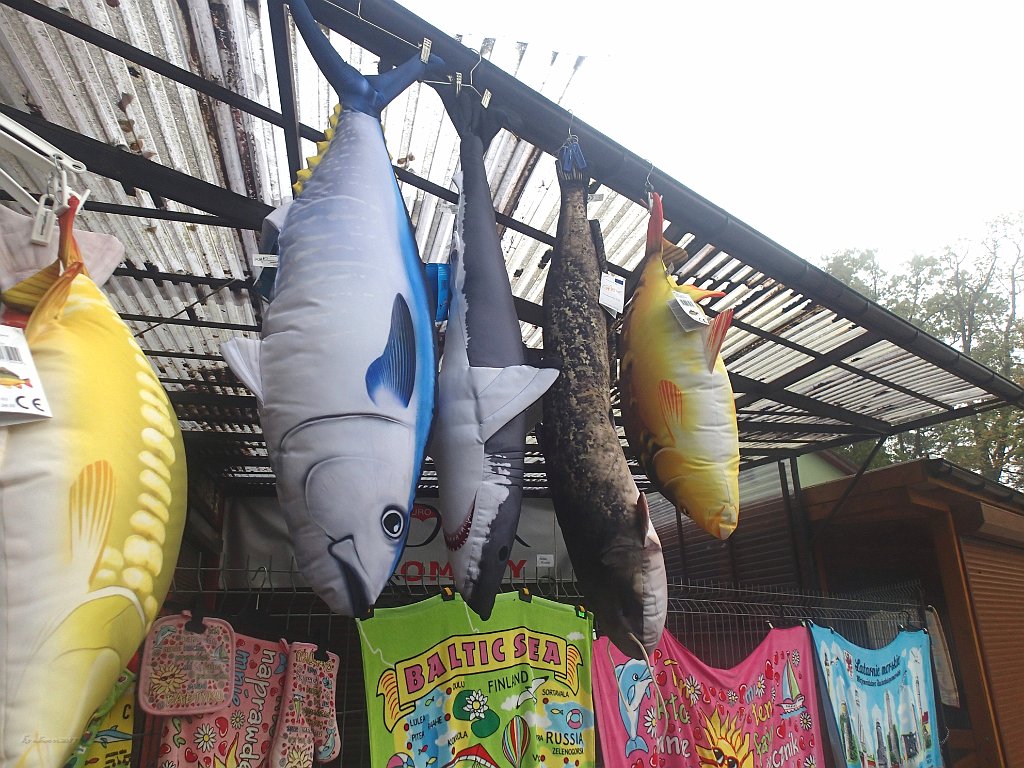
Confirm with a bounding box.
[599,271,625,317]
[0,325,52,425]
[668,292,710,331]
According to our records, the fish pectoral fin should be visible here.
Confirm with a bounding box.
[657,379,686,444]
[69,460,115,586]
[701,308,733,372]
[366,294,417,408]
[474,365,560,442]
[221,337,264,404]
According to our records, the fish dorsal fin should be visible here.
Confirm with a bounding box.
[1,258,61,314]
[68,460,115,587]
[221,337,264,404]
[24,260,84,343]
[367,294,416,408]
[473,365,560,442]
[293,111,338,197]
[661,239,689,275]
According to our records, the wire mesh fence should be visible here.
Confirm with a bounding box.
[130,557,925,767]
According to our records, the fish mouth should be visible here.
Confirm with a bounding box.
[328,537,371,616]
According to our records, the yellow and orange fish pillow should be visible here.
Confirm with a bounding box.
[0,198,186,768]
[620,193,740,539]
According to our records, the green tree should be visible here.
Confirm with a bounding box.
[822,212,1024,487]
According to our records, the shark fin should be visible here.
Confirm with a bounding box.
[475,365,559,442]
[366,294,416,408]
[222,337,264,404]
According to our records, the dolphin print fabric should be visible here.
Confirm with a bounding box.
[62,669,137,768]
[811,625,942,768]
[592,627,826,768]
[358,592,596,768]
[0,198,187,768]
[222,0,444,618]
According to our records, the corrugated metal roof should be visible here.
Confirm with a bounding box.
[0,0,1021,500]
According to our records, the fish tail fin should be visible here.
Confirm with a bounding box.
[702,308,733,372]
[438,89,505,150]
[625,736,649,755]
[68,460,116,587]
[56,196,87,272]
[290,0,444,116]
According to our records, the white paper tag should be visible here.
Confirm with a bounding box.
[536,554,555,568]
[252,253,279,268]
[0,325,52,425]
[599,272,625,317]
[669,293,710,331]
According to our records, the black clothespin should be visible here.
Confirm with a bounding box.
[442,586,456,601]
[518,587,532,602]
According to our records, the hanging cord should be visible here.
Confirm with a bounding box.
[131,278,241,338]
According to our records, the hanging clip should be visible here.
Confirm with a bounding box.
[420,37,432,64]
[29,193,56,246]
[644,162,655,209]
[454,71,463,96]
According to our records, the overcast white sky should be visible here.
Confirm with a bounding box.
[399,0,1023,270]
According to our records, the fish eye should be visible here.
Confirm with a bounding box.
[713,749,725,765]
[727,759,738,768]
[381,507,405,539]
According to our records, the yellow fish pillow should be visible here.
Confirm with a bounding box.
[0,198,186,768]
[620,193,740,539]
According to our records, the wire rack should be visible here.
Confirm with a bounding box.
[131,557,925,768]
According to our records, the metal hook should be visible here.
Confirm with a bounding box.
[644,162,655,208]
[567,110,576,142]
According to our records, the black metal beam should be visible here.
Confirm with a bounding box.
[121,313,260,332]
[268,0,303,183]
[114,267,253,290]
[737,421,873,436]
[1,193,243,227]
[731,373,889,434]
[170,391,258,408]
[0,106,273,227]
[144,349,225,362]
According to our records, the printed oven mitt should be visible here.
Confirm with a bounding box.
[269,643,340,767]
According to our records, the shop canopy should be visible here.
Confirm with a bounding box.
[1,0,1021,498]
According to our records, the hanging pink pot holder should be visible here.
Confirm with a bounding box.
[139,612,236,716]
[155,632,289,768]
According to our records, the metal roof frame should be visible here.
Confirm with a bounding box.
[0,0,1021,498]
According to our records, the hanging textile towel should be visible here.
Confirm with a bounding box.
[592,626,827,768]
[810,624,942,768]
